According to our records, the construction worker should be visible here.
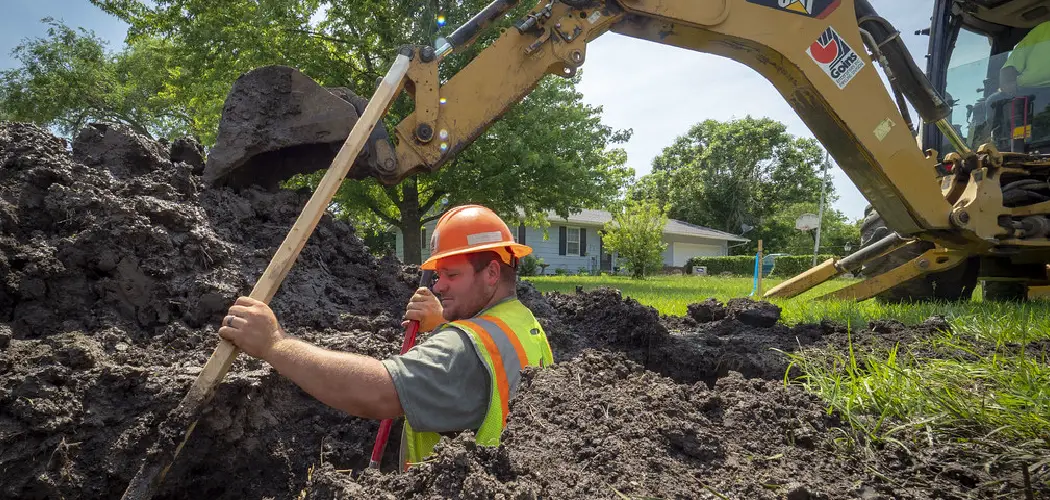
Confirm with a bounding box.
[1000,20,1050,93]
[217,204,554,469]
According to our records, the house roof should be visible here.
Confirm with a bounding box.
[546,208,748,242]
[546,208,612,226]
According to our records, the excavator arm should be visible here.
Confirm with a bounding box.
[377,0,954,238]
[204,0,1050,299]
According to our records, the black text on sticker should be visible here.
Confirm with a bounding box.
[806,26,865,89]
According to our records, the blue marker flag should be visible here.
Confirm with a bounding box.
[748,252,760,297]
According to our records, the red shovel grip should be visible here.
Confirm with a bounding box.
[368,270,434,470]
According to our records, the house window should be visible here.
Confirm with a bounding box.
[421,228,427,249]
[567,227,580,255]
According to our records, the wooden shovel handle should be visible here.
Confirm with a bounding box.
[189,53,410,416]
[121,54,411,500]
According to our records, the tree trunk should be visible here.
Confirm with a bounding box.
[399,177,424,265]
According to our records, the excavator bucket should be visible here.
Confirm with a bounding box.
[203,65,395,189]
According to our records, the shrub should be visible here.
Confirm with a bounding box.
[685,254,837,277]
[602,200,668,279]
[768,254,836,277]
[685,256,756,276]
[518,255,539,276]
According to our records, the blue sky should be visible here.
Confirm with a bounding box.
[1,1,129,69]
[2,1,953,221]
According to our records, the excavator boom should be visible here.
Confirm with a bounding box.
[205,0,1050,297]
[381,0,955,239]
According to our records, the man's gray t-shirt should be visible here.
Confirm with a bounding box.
[381,328,490,433]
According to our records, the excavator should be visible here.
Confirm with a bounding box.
[203,0,1050,303]
[120,2,1050,496]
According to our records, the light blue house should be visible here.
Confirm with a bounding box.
[394,208,748,274]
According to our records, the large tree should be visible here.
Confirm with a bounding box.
[86,0,341,143]
[88,0,632,263]
[0,19,189,140]
[629,117,832,253]
[321,73,633,264]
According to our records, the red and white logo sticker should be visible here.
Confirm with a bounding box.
[806,26,864,89]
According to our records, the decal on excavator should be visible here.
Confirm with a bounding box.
[806,26,864,89]
[746,0,841,19]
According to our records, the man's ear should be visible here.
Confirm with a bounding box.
[486,259,501,286]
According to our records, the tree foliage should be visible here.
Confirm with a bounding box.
[313,72,634,262]
[91,0,335,143]
[0,19,189,140]
[629,117,833,254]
[87,0,632,263]
[601,200,668,279]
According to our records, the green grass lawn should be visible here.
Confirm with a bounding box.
[526,274,1050,473]
[527,274,1050,327]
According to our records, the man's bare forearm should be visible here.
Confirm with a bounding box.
[1000,65,1019,91]
[263,336,403,420]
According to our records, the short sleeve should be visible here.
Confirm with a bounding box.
[381,328,490,433]
[1003,43,1031,73]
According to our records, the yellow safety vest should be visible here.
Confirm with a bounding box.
[1004,21,1050,88]
[400,297,554,470]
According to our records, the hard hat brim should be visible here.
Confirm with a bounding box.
[420,242,533,270]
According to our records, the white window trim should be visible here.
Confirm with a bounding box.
[567,227,581,256]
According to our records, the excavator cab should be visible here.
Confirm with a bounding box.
[903,0,1050,301]
[925,1,1050,156]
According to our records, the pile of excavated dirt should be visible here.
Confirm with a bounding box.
[1,122,414,337]
[1,122,1041,499]
[301,356,886,499]
[0,122,417,498]
[540,288,830,386]
[303,293,1041,499]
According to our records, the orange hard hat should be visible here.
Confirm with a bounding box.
[421,205,532,270]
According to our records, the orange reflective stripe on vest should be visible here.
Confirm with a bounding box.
[468,316,527,398]
[457,317,526,422]
[479,314,531,366]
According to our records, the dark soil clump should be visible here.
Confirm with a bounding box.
[726,297,782,327]
[168,137,206,175]
[687,297,726,323]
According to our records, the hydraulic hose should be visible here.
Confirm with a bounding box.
[436,0,521,57]
[854,0,952,123]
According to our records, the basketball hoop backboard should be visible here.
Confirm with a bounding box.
[795,213,820,231]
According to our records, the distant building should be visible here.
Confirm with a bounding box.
[394,208,747,274]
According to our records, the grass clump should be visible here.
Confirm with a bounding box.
[785,308,1049,493]
[786,307,1049,442]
